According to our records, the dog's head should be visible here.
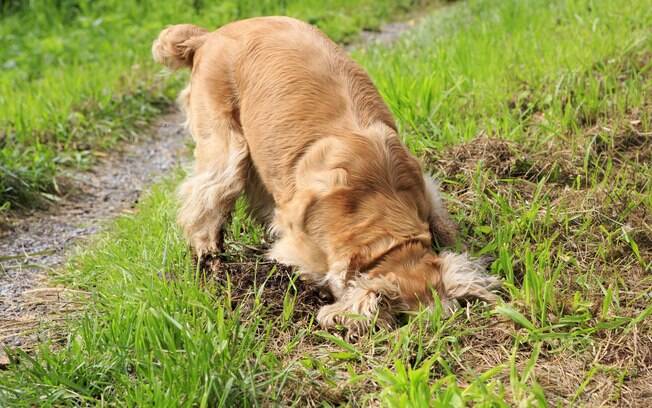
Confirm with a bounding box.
[318,241,500,339]
[365,241,448,310]
[317,241,442,337]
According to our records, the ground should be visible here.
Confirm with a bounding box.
[1,0,651,406]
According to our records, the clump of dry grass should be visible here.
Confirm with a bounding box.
[1,284,87,368]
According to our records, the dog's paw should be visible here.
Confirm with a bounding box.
[187,225,225,259]
[316,303,388,341]
[317,305,369,341]
[190,237,222,260]
[316,303,348,328]
[193,251,224,274]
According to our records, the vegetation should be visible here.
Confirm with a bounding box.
[0,0,430,208]
[1,0,651,405]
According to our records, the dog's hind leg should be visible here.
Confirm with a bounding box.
[176,46,249,257]
[177,128,249,257]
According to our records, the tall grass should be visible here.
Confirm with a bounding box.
[359,0,652,151]
[0,0,430,207]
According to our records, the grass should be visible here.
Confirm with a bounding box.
[2,0,652,405]
[0,0,432,209]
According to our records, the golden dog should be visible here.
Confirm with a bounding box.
[153,17,500,335]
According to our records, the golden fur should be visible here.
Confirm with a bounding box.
[153,17,500,336]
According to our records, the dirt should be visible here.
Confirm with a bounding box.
[207,259,332,320]
[425,135,583,186]
[347,20,417,51]
[0,111,188,359]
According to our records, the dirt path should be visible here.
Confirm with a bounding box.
[348,20,416,51]
[0,112,187,359]
[0,17,423,363]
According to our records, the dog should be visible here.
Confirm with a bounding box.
[152,17,500,336]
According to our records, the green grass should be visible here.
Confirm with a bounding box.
[0,0,432,209]
[2,0,651,405]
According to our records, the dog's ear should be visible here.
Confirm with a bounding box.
[423,175,458,247]
[429,252,501,306]
[423,254,445,292]
[346,251,366,277]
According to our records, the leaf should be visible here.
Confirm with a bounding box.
[330,351,358,361]
[315,331,362,358]
[474,225,493,235]
[495,305,536,331]
[628,303,652,329]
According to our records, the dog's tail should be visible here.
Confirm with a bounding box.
[438,252,501,310]
[152,24,209,70]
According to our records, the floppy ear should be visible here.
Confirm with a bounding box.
[428,252,501,312]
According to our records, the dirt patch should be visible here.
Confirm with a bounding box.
[206,259,332,321]
[589,117,652,166]
[425,117,651,261]
[456,317,652,406]
[0,111,188,360]
[426,135,580,186]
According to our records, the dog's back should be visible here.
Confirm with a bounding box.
[156,17,399,201]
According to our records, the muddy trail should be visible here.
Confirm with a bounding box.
[0,19,421,363]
